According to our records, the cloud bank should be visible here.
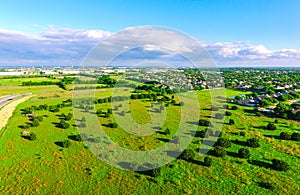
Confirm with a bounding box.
[0,26,299,67]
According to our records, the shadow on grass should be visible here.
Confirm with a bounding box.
[227,151,239,158]
[248,159,272,169]
[231,139,248,146]
[264,134,281,139]
[157,138,170,142]
[54,141,64,147]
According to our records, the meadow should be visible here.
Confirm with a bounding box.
[0,78,299,194]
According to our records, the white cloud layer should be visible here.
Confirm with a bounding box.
[0,27,300,66]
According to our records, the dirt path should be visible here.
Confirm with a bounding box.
[0,95,33,130]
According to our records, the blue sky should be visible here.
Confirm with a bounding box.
[0,0,300,66]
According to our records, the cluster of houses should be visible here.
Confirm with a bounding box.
[229,89,300,107]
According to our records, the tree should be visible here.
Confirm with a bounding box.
[203,156,213,167]
[107,109,113,114]
[28,132,37,141]
[36,116,43,122]
[199,119,210,126]
[228,119,235,125]
[291,132,300,141]
[231,106,238,110]
[66,113,73,121]
[81,117,86,122]
[279,132,291,140]
[216,138,231,148]
[272,159,290,171]
[213,146,226,157]
[238,148,250,158]
[32,119,39,127]
[59,119,70,129]
[225,111,232,116]
[266,123,277,130]
[180,149,195,161]
[247,138,260,148]
[62,140,71,148]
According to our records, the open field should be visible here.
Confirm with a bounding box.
[0,82,299,194]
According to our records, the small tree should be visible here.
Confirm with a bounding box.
[181,149,195,161]
[203,156,213,167]
[107,109,113,114]
[231,106,238,110]
[272,159,290,171]
[66,113,73,121]
[274,119,279,124]
[291,132,300,141]
[164,128,170,135]
[216,138,231,148]
[62,140,71,148]
[238,148,250,158]
[228,119,235,125]
[60,119,70,129]
[266,123,276,130]
[32,119,39,127]
[37,116,43,122]
[81,117,86,122]
[213,146,226,157]
[28,132,37,141]
[225,111,232,116]
[279,132,291,140]
[75,134,82,141]
[247,138,260,148]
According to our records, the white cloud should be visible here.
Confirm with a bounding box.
[0,26,300,66]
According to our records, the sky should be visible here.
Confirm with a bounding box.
[0,0,300,67]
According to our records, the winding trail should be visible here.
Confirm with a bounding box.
[0,95,33,131]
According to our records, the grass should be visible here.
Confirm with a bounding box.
[0,85,299,194]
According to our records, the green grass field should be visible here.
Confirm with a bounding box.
[0,84,299,194]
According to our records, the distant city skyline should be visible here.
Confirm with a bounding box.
[0,0,300,66]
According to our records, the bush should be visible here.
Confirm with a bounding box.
[28,132,37,141]
[163,128,170,135]
[279,132,291,140]
[59,119,70,129]
[228,119,235,125]
[181,149,195,161]
[32,119,39,127]
[274,119,279,124]
[107,109,113,114]
[239,131,246,136]
[256,112,263,117]
[108,122,118,128]
[36,116,43,122]
[272,159,290,171]
[238,148,250,158]
[199,119,209,126]
[266,123,276,130]
[66,113,73,121]
[247,138,260,148]
[151,167,161,177]
[75,134,82,141]
[231,106,238,110]
[291,132,300,141]
[203,156,213,167]
[223,105,229,109]
[216,138,231,148]
[225,111,232,116]
[62,140,71,148]
[213,146,226,157]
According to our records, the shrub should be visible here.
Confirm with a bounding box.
[164,128,170,135]
[32,119,39,127]
[59,119,70,129]
[81,117,86,122]
[247,138,260,148]
[274,119,279,124]
[279,132,291,140]
[213,146,226,157]
[291,132,300,141]
[225,111,232,116]
[266,123,277,130]
[78,122,86,128]
[151,167,161,177]
[28,132,37,141]
[66,113,73,121]
[107,109,113,114]
[256,112,263,117]
[272,159,290,171]
[223,105,229,109]
[231,106,238,110]
[203,156,213,167]
[228,119,235,125]
[181,149,195,161]
[211,107,219,111]
[238,148,250,158]
[62,140,71,148]
[216,138,231,148]
[108,122,118,128]
[75,134,82,141]
[199,119,209,126]
[24,124,30,129]
[239,131,246,136]
[36,116,43,122]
